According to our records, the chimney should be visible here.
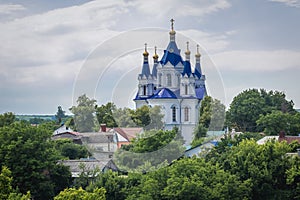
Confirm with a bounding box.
[100,124,106,132]
[279,131,285,138]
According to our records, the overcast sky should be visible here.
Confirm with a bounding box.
[0,0,300,114]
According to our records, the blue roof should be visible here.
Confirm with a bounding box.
[152,63,158,77]
[194,63,202,78]
[133,92,149,100]
[160,50,183,66]
[182,61,192,76]
[150,88,177,99]
[141,62,151,77]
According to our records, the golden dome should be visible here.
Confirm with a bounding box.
[153,46,159,59]
[143,43,149,56]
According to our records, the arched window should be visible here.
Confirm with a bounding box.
[143,85,146,95]
[185,85,188,95]
[172,106,176,122]
[167,74,172,87]
[184,107,189,121]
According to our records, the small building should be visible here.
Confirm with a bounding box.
[59,159,118,177]
[184,141,218,157]
[278,131,300,144]
[113,127,143,148]
[53,124,74,135]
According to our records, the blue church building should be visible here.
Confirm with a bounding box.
[134,19,207,144]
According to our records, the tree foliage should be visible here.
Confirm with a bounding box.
[55,106,66,123]
[226,89,295,132]
[70,94,98,132]
[54,139,90,159]
[257,111,300,135]
[96,102,118,128]
[54,187,106,200]
[114,128,184,172]
[0,112,15,128]
[0,121,71,199]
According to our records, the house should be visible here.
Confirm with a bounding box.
[51,131,82,144]
[53,124,74,135]
[184,141,218,158]
[79,131,117,159]
[257,131,300,145]
[59,159,118,177]
[278,131,300,144]
[113,127,143,148]
[134,19,207,145]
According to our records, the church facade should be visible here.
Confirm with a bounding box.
[134,20,207,144]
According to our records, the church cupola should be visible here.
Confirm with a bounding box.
[152,46,159,77]
[194,44,202,75]
[185,41,191,61]
[141,43,151,78]
[169,18,176,42]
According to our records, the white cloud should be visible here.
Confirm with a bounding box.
[211,50,300,71]
[0,4,26,14]
[269,0,300,8]
[129,0,230,18]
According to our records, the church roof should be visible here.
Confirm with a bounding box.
[160,50,183,66]
[150,88,177,99]
[152,62,158,77]
[141,62,151,78]
[182,61,192,77]
[194,62,202,78]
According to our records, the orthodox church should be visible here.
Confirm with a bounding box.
[134,19,207,144]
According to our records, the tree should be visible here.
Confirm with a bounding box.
[0,112,15,128]
[207,139,295,199]
[54,187,106,200]
[199,96,225,130]
[257,111,300,135]
[127,158,252,200]
[96,102,117,128]
[0,122,71,199]
[0,166,13,200]
[70,94,97,132]
[226,89,295,132]
[130,105,151,128]
[54,139,90,159]
[114,128,185,172]
[113,107,136,127]
[55,106,66,123]
[146,105,164,130]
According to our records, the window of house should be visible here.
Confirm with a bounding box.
[167,74,172,87]
[172,106,176,122]
[184,107,189,121]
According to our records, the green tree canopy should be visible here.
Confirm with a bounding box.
[70,94,98,132]
[226,89,295,132]
[96,102,117,128]
[0,122,71,199]
[257,111,300,135]
[55,106,66,123]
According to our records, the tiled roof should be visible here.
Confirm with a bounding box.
[114,127,142,142]
[279,136,300,144]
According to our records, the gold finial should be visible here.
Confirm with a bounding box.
[169,18,176,35]
[143,43,149,56]
[153,46,159,60]
[195,44,201,57]
[185,41,191,55]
